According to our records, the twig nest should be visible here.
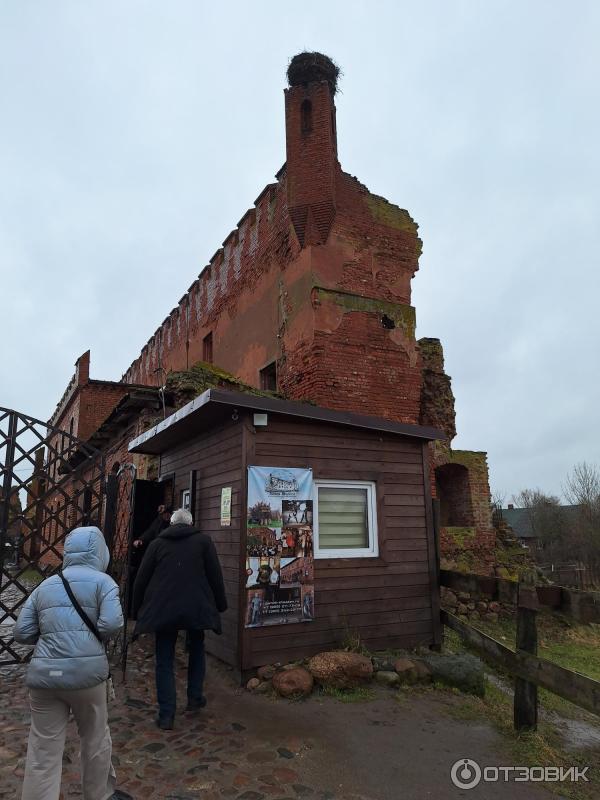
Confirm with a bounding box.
[287,52,341,95]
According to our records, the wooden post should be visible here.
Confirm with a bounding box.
[514,582,539,731]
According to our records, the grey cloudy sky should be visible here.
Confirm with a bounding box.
[1,1,599,501]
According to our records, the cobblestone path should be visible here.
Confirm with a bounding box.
[0,636,556,800]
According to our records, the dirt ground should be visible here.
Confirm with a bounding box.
[0,638,568,800]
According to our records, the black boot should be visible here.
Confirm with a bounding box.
[156,714,174,730]
[186,696,207,713]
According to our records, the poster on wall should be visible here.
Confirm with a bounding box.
[245,466,314,628]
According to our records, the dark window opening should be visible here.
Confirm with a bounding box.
[381,315,396,330]
[260,362,277,392]
[435,463,473,527]
[301,99,312,133]
[203,332,213,364]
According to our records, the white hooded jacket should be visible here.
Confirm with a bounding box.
[14,526,123,690]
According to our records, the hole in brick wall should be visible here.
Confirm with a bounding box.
[381,315,396,329]
[435,463,474,527]
[202,332,213,364]
[260,361,277,392]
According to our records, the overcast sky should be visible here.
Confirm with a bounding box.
[1,1,598,501]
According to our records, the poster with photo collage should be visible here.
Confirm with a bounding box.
[245,467,314,628]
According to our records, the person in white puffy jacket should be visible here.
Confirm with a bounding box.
[14,526,132,800]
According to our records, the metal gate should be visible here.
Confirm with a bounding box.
[0,407,105,666]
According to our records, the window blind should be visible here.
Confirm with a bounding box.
[317,486,368,549]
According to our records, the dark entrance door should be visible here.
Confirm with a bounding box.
[127,479,166,616]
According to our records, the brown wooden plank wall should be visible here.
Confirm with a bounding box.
[159,420,243,666]
[244,415,436,668]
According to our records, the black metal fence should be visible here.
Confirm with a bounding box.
[0,407,135,668]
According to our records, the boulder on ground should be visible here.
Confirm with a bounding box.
[257,664,276,681]
[272,667,314,698]
[458,592,471,602]
[441,589,458,608]
[422,653,485,697]
[457,603,468,615]
[375,670,400,687]
[308,651,373,689]
[253,680,272,695]
[484,612,499,623]
[246,678,261,691]
[476,601,488,613]
[488,601,501,614]
[393,657,418,685]
[412,660,432,683]
[372,656,397,673]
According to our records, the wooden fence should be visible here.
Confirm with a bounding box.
[440,570,600,730]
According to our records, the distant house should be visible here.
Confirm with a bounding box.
[501,504,581,554]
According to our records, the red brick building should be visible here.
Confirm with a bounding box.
[46,52,495,571]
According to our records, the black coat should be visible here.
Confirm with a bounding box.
[139,515,169,547]
[132,524,227,635]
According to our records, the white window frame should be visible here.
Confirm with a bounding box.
[312,479,379,559]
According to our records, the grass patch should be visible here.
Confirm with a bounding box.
[319,685,376,703]
[460,611,600,720]
[442,617,600,799]
[17,567,44,586]
[441,678,599,799]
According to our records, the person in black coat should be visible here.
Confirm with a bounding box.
[132,504,172,549]
[132,508,227,730]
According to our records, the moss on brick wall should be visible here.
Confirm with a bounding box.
[314,288,416,339]
[166,360,281,408]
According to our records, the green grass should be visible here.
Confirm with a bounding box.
[247,521,282,528]
[443,619,600,799]
[319,685,376,703]
[464,611,600,719]
[17,567,44,586]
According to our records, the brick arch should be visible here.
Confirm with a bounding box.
[435,463,474,528]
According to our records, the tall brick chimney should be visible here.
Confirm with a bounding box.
[285,52,339,247]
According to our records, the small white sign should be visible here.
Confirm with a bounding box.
[221,487,232,526]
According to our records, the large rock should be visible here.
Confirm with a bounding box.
[372,656,397,673]
[412,660,433,683]
[394,657,419,685]
[422,653,485,696]
[375,670,400,687]
[272,667,314,698]
[308,651,373,689]
[257,664,276,681]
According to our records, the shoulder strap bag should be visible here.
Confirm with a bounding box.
[59,572,115,701]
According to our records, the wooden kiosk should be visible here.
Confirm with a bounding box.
[128,388,444,672]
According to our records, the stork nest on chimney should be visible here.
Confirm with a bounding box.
[287,51,341,95]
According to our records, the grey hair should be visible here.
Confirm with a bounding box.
[171,508,193,526]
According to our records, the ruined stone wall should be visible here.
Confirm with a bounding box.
[122,179,299,389]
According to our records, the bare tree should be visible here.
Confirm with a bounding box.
[563,462,600,511]
[491,488,507,511]
[563,462,600,584]
[510,488,565,563]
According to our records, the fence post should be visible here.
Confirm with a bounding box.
[514,582,539,731]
